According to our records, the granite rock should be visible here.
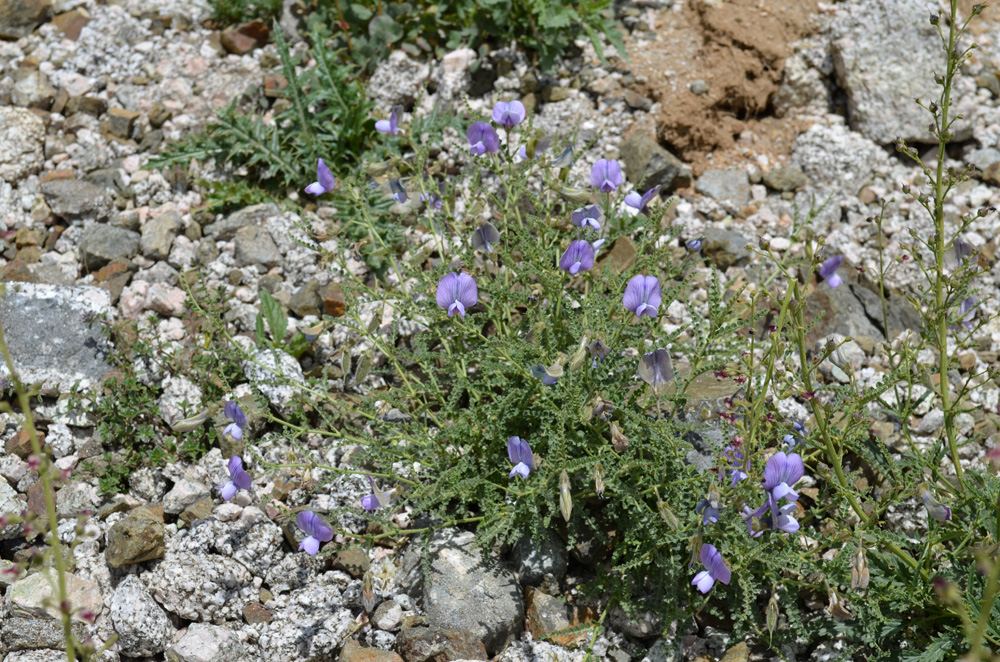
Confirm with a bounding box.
[0,108,45,183]
[110,574,175,657]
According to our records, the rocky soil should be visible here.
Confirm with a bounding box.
[2,0,1000,661]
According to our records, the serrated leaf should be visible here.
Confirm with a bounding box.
[260,289,287,342]
[255,313,267,348]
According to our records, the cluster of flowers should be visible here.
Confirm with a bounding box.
[213,401,393,556]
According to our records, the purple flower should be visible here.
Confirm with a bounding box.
[921,487,951,522]
[420,191,443,208]
[559,240,596,275]
[696,487,722,526]
[572,205,602,232]
[637,348,674,392]
[691,543,731,594]
[436,272,478,318]
[530,365,559,385]
[304,158,336,195]
[296,511,333,556]
[493,100,527,128]
[819,255,844,288]
[748,452,804,534]
[467,121,500,156]
[951,237,974,267]
[507,436,535,479]
[687,239,703,252]
[375,105,401,135]
[216,455,252,501]
[223,400,246,441]
[471,222,500,253]
[959,296,976,330]
[623,274,662,319]
[590,159,623,193]
[721,444,749,488]
[624,186,661,212]
[390,178,407,203]
[361,474,395,511]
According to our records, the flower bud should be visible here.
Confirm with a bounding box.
[593,463,605,499]
[559,470,573,522]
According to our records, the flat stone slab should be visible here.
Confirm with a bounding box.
[0,282,112,393]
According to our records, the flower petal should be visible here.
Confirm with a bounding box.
[362,494,380,511]
[299,535,320,556]
[296,511,316,537]
[375,119,392,134]
[436,273,457,311]
[693,570,715,594]
[227,455,243,476]
[220,481,237,501]
[316,159,335,192]
[232,467,253,491]
[457,273,478,309]
[623,274,645,313]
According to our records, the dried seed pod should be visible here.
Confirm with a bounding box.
[655,488,679,531]
[559,470,573,522]
[766,589,779,636]
[354,352,373,386]
[171,409,209,432]
[850,545,870,591]
[593,463,605,499]
[569,345,587,372]
[361,568,377,613]
[610,421,629,452]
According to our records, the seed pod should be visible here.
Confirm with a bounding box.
[559,185,591,206]
[341,343,352,378]
[655,489,679,531]
[827,588,854,622]
[361,568,377,613]
[569,345,587,372]
[593,463,605,499]
[766,589,779,636]
[368,307,381,334]
[559,470,573,522]
[850,545,870,591]
[171,409,209,432]
[366,162,390,177]
[354,352,373,386]
[610,421,629,452]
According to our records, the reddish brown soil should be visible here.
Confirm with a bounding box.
[627,0,822,174]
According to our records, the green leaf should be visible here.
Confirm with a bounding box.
[255,312,267,348]
[369,15,404,44]
[259,290,287,342]
[348,3,373,21]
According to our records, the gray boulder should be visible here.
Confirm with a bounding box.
[695,169,750,207]
[829,0,973,144]
[80,224,140,270]
[167,623,246,662]
[40,179,113,221]
[0,283,112,393]
[399,527,523,655]
[110,575,175,657]
[619,133,691,193]
[141,210,182,261]
[234,225,282,269]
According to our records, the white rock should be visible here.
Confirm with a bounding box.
[110,574,175,657]
[168,623,246,662]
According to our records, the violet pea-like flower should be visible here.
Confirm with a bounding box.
[507,436,535,479]
[721,444,749,488]
[223,400,246,441]
[467,121,500,156]
[559,240,595,275]
[624,185,661,212]
[471,222,500,253]
[958,296,976,330]
[304,158,336,195]
[296,510,333,556]
[623,274,662,319]
[572,205,602,232]
[749,451,804,534]
[375,105,401,135]
[637,348,674,393]
[361,474,396,511]
[493,100,526,129]
[390,178,407,203]
[216,455,252,502]
[921,487,951,522]
[436,272,478,318]
[590,159,623,193]
[691,543,732,594]
[819,255,844,288]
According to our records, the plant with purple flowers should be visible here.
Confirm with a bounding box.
[217,455,253,501]
[296,511,333,556]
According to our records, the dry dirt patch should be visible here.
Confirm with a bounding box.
[628,0,821,173]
